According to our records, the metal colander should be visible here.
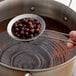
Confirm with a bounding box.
[0,30,73,69]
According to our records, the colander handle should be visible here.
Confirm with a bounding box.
[24,73,32,76]
[42,30,76,45]
[68,0,72,7]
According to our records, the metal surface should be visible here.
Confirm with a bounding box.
[0,30,75,76]
[0,30,73,69]
[24,73,32,76]
[43,30,76,45]
[0,0,76,76]
[7,14,46,41]
[0,0,76,30]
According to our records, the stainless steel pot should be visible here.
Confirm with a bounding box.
[0,0,76,76]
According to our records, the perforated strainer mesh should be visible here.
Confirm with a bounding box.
[0,30,73,69]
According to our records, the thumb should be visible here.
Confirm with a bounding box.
[70,31,76,41]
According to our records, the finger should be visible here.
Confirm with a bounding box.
[70,31,76,41]
[67,42,74,49]
[67,39,74,49]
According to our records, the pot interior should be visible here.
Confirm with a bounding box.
[0,0,76,70]
[0,15,74,70]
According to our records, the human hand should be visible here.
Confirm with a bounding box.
[67,31,76,49]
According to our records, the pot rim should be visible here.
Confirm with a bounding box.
[0,56,76,72]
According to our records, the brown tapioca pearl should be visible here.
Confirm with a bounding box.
[24,18,29,23]
[35,28,40,33]
[15,20,20,24]
[20,19,25,22]
[13,31,18,35]
[20,19,27,24]
[14,32,20,37]
[25,32,29,36]
[18,24,23,27]
[37,24,41,28]
[20,31,25,35]
[33,21,40,25]
[24,28,29,32]
[19,19,24,22]
[21,27,25,31]
[13,23,19,27]
[33,24,37,28]
[28,22,33,25]
[14,27,20,31]
[27,18,33,22]
[29,29,34,33]
[29,34,33,38]
[22,36,25,39]
[34,19,37,21]
[23,25,27,27]
[12,18,41,39]
[29,25,34,29]
[16,34,20,37]
[37,27,41,31]
[26,18,31,22]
